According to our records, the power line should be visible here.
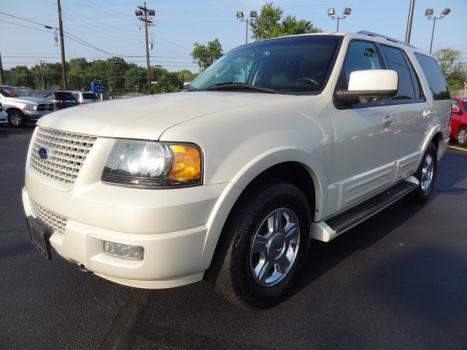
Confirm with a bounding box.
[0,19,54,34]
[0,10,54,29]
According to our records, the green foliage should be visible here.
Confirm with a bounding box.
[250,2,321,41]
[4,57,197,94]
[192,38,223,70]
[6,66,34,88]
[435,48,467,93]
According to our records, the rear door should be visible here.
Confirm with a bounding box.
[378,44,427,180]
[413,52,451,149]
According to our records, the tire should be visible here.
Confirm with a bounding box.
[7,110,25,128]
[411,142,437,202]
[207,179,311,309]
[457,127,467,146]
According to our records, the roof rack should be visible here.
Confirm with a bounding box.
[357,31,416,48]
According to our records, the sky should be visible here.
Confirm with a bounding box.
[1,0,466,72]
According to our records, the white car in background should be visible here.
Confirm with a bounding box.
[71,91,99,104]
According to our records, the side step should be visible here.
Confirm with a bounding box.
[311,177,419,242]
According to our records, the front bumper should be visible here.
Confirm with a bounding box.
[22,178,228,289]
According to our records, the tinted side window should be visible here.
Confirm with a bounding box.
[414,52,450,100]
[381,45,418,100]
[341,41,383,88]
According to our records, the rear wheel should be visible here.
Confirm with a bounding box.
[411,142,437,202]
[7,110,25,127]
[457,127,467,146]
[208,180,311,309]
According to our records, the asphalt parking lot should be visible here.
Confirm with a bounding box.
[1,125,467,350]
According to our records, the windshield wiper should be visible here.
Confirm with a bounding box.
[205,82,279,94]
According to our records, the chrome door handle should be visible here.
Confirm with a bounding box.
[423,109,432,118]
[383,115,394,126]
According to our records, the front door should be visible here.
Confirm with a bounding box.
[330,40,399,212]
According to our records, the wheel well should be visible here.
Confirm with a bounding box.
[5,108,23,115]
[240,162,316,214]
[431,131,443,149]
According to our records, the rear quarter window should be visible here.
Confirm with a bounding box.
[414,52,450,100]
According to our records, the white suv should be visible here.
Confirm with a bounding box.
[23,32,451,308]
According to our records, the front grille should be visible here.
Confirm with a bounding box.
[30,199,68,234]
[30,127,97,185]
[37,104,54,111]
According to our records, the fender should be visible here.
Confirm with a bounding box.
[200,146,325,266]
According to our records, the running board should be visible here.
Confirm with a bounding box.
[311,177,419,242]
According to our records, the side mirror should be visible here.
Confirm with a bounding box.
[451,106,461,114]
[336,69,398,104]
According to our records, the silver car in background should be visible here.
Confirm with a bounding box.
[0,86,54,127]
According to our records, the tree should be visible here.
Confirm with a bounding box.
[250,2,321,41]
[435,48,467,93]
[192,38,223,70]
[7,66,34,88]
[435,48,461,74]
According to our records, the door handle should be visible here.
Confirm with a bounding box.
[383,115,394,127]
[423,109,432,118]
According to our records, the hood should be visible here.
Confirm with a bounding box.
[38,91,293,140]
[6,96,50,105]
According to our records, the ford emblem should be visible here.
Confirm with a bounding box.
[38,147,48,160]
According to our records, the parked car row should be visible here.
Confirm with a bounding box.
[0,85,98,127]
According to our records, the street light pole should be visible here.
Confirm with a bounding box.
[405,0,415,44]
[425,8,451,54]
[236,11,257,45]
[429,17,437,54]
[327,8,351,32]
[136,2,155,94]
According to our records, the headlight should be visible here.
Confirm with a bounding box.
[102,139,202,188]
[23,104,37,112]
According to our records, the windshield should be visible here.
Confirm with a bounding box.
[190,35,340,95]
[0,86,25,97]
[82,93,98,100]
[463,101,467,111]
[55,92,77,100]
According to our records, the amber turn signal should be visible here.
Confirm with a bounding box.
[169,145,202,182]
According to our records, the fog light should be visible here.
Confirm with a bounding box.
[104,241,144,261]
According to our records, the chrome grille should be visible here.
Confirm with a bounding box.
[37,103,54,111]
[30,199,68,234]
[30,127,97,184]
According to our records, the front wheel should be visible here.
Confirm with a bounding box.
[411,142,437,202]
[8,110,25,127]
[208,180,311,309]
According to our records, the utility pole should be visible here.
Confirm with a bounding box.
[135,3,155,94]
[405,0,415,44]
[0,52,5,85]
[56,0,67,90]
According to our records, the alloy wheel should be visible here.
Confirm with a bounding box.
[249,208,300,287]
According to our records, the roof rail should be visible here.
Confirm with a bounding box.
[357,31,416,48]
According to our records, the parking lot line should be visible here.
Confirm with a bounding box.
[449,145,467,152]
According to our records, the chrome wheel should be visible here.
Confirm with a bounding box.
[249,208,300,287]
[421,153,435,193]
[458,129,467,145]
